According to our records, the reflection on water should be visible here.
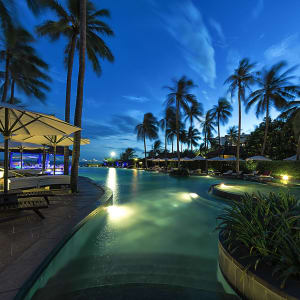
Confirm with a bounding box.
[106,168,118,202]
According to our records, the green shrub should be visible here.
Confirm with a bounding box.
[217,192,300,287]
[169,168,190,177]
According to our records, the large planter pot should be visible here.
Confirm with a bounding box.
[218,235,300,300]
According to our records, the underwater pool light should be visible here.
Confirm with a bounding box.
[220,183,227,188]
[189,193,199,199]
[107,206,128,220]
[282,175,289,181]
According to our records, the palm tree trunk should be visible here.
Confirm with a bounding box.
[144,135,147,169]
[9,79,15,104]
[176,98,180,167]
[205,131,207,152]
[172,140,173,153]
[71,0,86,193]
[297,134,300,161]
[181,143,183,153]
[261,100,269,156]
[2,53,10,103]
[236,86,241,173]
[164,129,167,168]
[64,34,77,176]
[218,116,220,147]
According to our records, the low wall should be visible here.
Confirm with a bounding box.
[209,184,242,201]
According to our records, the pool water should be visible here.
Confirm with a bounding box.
[23,168,296,299]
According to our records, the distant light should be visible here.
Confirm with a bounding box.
[282,175,289,181]
[110,151,116,157]
[189,193,199,199]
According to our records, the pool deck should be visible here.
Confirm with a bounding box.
[0,176,108,300]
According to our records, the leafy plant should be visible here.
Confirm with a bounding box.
[217,191,300,287]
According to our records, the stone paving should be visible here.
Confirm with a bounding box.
[0,176,107,300]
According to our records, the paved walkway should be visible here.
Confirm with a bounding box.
[0,176,108,300]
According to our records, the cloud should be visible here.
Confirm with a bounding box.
[252,0,264,19]
[264,34,299,60]
[122,95,150,103]
[153,0,216,88]
[226,49,241,74]
[85,97,101,108]
[209,18,226,47]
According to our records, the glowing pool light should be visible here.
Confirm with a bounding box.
[189,193,199,199]
[107,206,128,220]
[220,183,227,188]
[282,175,289,181]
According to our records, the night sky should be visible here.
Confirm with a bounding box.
[15,0,300,160]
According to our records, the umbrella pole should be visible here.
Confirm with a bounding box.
[42,146,46,174]
[4,108,9,194]
[20,148,23,170]
[53,144,56,175]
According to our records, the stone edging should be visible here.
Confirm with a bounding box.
[218,235,299,300]
[209,184,242,201]
[14,179,113,300]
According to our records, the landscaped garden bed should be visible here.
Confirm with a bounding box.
[217,192,300,299]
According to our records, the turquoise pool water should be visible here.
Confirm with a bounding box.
[23,168,296,299]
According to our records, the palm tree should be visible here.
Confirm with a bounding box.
[165,76,197,167]
[167,125,176,154]
[152,140,162,156]
[37,0,114,175]
[227,126,238,146]
[224,58,256,172]
[179,128,187,153]
[71,0,87,192]
[210,98,232,147]
[185,101,203,149]
[201,110,216,151]
[120,148,136,161]
[135,113,158,169]
[159,106,176,155]
[246,61,300,155]
[187,126,200,152]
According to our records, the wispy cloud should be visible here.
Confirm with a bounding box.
[264,34,299,60]
[252,0,264,19]
[209,18,227,47]
[152,0,216,88]
[226,48,241,75]
[122,95,150,103]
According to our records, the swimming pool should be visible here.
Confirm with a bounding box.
[22,168,296,299]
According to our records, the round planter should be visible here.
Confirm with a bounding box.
[218,234,300,300]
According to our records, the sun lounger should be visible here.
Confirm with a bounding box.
[0,194,48,219]
[223,170,233,176]
[255,171,273,182]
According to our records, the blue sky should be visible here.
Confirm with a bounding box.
[13,0,300,160]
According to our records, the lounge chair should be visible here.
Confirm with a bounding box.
[223,170,233,176]
[255,171,273,182]
[243,170,259,179]
[0,193,48,219]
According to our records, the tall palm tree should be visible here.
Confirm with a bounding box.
[187,126,200,152]
[179,128,187,153]
[201,110,216,151]
[165,76,197,167]
[159,106,176,155]
[167,125,176,154]
[185,101,203,149]
[37,0,114,175]
[246,61,300,155]
[227,126,238,146]
[135,113,158,169]
[210,97,232,147]
[152,140,162,156]
[224,58,256,172]
[70,0,87,192]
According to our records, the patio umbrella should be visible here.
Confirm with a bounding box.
[12,135,89,175]
[246,155,271,161]
[283,155,297,161]
[193,156,206,161]
[223,156,244,161]
[0,141,45,170]
[207,156,225,161]
[0,103,81,193]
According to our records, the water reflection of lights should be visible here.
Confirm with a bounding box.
[189,193,199,199]
[106,168,118,196]
[220,183,227,189]
[106,205,132,221]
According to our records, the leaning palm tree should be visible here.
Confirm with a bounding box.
[135,113,158,169]
[210,97,232,147]
[187,126,201,152]
[152,140,162,156]
[224,58,256,172]
[246,61,300,155]
[227,126,238,146]
[201,110,216,151]
[165,76,197,167]
[37,0,114,175]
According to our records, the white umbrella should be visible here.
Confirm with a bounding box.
[0,103,81,193]
[0,141,45,170]
[170,157,178,161]
[208,156,225,161]
[223,156,244,161]
[246,156,271,161]
[12,135,89,175]
[193,156,206,161]
[284,155,297,161]
[182,157,192,161]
